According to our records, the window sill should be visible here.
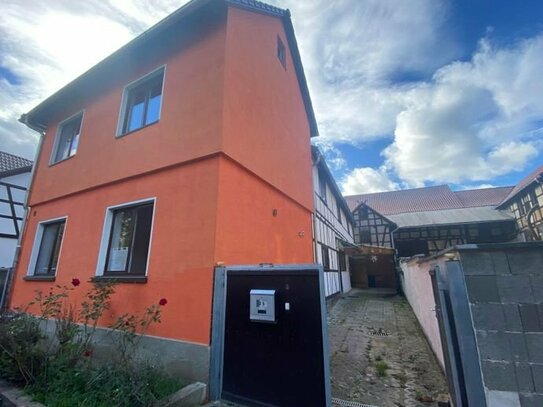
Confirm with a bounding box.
[49,153,76,167]
[23,275,56,282]
[91,276,147,284]
[116,120,159,139]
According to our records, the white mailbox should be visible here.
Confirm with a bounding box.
[249,289,276,322]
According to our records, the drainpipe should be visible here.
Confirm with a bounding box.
[4,114,46,310]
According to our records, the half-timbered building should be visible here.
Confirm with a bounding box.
[497,165,543,241]
[0,151,32,268]
[346,185,518,257]
[312,146,355,297]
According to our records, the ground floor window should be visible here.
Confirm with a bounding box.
[102,201,154,275]
[31,219,66,276]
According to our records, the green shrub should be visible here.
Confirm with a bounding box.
[0,279,181,406]
[0,313,46,384]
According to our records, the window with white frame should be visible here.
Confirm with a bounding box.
[52,113,82,164]
[30,219,66,276]
[119,67,164,136]
[102,201,154,275]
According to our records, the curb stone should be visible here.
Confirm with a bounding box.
[0,380,45,407]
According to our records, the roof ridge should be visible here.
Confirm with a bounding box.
[345,184,450,199]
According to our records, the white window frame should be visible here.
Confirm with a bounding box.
[95,197,157,277]
[116,65,166,137]
[49,110,84,165]
[27,216,68,277]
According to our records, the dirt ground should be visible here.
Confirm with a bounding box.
[328,289,448,407]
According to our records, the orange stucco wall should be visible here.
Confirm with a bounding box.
[11,159,220,344]
[11,4,315,346]
[222,7,314,212]
[214,156,313,264]
[29,13,227,206]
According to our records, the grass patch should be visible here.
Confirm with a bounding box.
[374,361,389,377]
[27,362,183,407]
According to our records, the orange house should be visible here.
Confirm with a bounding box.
[9,0,317,382]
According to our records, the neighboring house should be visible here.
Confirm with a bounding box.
[345,185,517,289]
[346,185,517,258]
[9,0,318,383]
[0,151,32,267]
[311,146,354,297]
[497,165,543,241]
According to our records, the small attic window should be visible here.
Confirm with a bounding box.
[277,37,286,69]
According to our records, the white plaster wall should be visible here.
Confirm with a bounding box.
[341,270,351,292]
[400,259,445,369]
[313,166,354,297]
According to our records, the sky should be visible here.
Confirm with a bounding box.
[1,0,542,196]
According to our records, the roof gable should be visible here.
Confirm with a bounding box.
[21,0,318,138]
[497,164,543,207]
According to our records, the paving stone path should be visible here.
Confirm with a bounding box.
[329,289,448,407]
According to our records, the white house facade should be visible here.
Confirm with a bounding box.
[312,146,354,297]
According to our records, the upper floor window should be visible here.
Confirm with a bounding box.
[118,67,164,136]
[319,172,327,204]
[51,112,82,164]
[28,218,66,276]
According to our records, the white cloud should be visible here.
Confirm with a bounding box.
[384,36,543,185]
[273,0,455,143]
[341,166,399,195]
[0,0,185,159]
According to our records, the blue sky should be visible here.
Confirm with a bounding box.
[1,0,542,195]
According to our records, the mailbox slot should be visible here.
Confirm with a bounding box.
[249,289,276,322]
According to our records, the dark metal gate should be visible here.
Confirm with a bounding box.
[210,264,331,407]
[429,262,486,407]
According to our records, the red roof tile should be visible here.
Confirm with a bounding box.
[454,186,513,208]
[345,185,515,216]
[345,185,463,215]
[498,164,543,207]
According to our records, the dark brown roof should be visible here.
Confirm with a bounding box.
[497,164,543,208]
[345,184,514,216]
[21,0,319,138]
[0,151,33,177]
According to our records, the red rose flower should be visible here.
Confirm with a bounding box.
[159,298,168,306]
[71,278,80,287]
[83,349,92,357]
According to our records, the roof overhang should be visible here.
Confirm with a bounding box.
[388,206,515,229]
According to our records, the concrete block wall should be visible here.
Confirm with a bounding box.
[459,245,543,407]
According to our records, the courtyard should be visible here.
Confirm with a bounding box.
[329,289,448,407]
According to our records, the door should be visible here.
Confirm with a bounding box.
[210,265,331,407]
